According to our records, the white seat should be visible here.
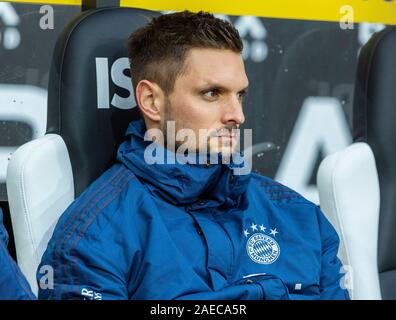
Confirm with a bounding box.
[317,142,381,300]
[6,134,74,295]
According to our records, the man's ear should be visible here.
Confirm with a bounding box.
[135,80,163,123]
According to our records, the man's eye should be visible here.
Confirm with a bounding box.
[203,90,218,99]
[238,92,247,100]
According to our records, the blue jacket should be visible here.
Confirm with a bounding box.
[0,208,36,300]
[38,119,349,300]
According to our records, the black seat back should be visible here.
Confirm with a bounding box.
[46,7,159,196]
[353,26,396,299]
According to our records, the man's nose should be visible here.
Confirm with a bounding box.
[221,95,245,125]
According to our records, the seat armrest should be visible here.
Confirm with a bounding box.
[317,142,381,300]
[6,134,74,295]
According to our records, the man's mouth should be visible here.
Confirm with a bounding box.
[206,127,239,148]
[215,133,237,146]
[213,127,238,137]
[217,134,236,139]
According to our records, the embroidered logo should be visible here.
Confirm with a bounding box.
[244,222,280,264]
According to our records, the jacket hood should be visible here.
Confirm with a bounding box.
[116,119,251,209]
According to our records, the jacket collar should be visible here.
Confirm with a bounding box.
[117,119,251,209]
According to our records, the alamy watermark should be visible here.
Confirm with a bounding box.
[340,265,354,296]
[38,264,54,290]
[39,5,54,30]
[142,121,252,175]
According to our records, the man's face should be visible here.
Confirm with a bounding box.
[162,48,248,157]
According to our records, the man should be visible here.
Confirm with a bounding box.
[38,11,349,300]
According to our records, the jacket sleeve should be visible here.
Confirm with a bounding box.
[37,223,130,300]
[0,208,36,300]
[316,205,350,300]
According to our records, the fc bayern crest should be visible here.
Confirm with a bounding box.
[246,233,280,264]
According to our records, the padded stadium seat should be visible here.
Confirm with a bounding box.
[317,142,381,299]
[6,7,159,295]
[317,26,396,299]
[353,26,396,299]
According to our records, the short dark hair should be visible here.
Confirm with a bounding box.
[127,10,243,96]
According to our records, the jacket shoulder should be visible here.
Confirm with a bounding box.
[249,173,313,205]
[47,163,145,245]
